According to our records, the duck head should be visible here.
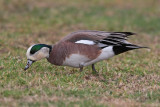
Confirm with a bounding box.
[24,44,52,70]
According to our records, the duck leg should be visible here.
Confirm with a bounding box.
[79,64,84,72]
[92,64,97,73]
[79,67,83,72]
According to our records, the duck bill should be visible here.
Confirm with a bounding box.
[24,59,35,71]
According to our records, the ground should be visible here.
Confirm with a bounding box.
[0,0,160,106]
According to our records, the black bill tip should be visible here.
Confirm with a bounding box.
[24,59,35,71]
[24,66,29,71]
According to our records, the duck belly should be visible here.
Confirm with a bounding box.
[62,54,90,68]
[84,46,115,66]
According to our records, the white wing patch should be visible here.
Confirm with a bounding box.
[75,40,95,45]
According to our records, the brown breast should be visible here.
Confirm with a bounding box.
[47,42,101,66]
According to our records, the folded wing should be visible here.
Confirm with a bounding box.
[60,30,147,55]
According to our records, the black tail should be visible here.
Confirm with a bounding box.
[113,43,148,55]
[112,32,136,36]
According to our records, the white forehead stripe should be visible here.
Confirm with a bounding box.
[75,40,95,45]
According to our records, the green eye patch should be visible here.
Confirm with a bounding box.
[30,44,51,54]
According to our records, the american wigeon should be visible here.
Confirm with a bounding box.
[24,30,148,72]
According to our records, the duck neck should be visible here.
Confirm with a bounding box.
[47,45,52,54]
[41,44,52,58]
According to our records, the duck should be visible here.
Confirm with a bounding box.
[24,30,148,72]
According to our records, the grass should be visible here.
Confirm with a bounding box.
[0,0,160,106]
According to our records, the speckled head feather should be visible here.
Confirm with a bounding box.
[30,44,52,54]
[26,44,52,61]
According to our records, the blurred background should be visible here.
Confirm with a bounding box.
[0,0,160,106]
[0,0,159,55]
